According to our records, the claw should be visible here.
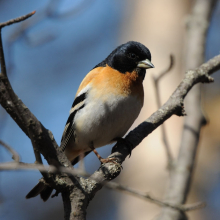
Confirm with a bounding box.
[100,157,123,169]
[100,157,118,164]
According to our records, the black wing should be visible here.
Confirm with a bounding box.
[60,92,87,152]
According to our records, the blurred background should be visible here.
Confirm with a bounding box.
[0,0,220,219]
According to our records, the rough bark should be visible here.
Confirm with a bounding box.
[0,8,220,219]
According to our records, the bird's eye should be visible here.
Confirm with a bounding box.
[128,53,136,59]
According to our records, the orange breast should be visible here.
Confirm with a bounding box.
[77,65,144,104]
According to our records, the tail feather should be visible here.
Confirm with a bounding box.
[26,181,53,202]
[26,151,92,201]
[40,186,53,202]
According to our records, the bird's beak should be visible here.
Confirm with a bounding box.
[137,59,154,69]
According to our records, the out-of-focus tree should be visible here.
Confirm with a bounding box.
[1,1,220,220]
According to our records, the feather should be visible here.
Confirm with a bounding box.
[71,92,86,109]
[60,92,86,152]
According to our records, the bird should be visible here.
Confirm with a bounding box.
[26,41,154,201]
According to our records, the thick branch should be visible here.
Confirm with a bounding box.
[0,13,88,219]
[86,54,220,200]
[0,12,71,169]
[0,11,220,220]
[0,161,205,212]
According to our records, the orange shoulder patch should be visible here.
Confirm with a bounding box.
[76,67,104,96]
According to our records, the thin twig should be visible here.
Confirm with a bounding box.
[153,55,174,82]
[0,11,36,29]
[0,12,220,219]
[182,202,206,212]
[106,181,205,212]
[0,162,88,177]
[0,140,20,162]
[0,161,204,212]
[152,55,175,169]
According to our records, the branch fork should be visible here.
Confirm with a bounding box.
[1,11,220,220]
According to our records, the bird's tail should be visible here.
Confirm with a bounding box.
[26,181,53,202]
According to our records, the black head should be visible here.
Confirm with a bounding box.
[94,41,154,76]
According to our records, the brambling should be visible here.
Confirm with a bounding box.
[26,41,154,201]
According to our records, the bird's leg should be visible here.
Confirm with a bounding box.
[89,142,103,161]
[89,142,119,164]
[112,137,133,157]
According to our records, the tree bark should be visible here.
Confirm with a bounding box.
[157,0,218,219]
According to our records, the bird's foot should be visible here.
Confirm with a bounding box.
[100,157,123,169]
[89,142,122,167]
[100,157,118,164]
[89,144,119,165]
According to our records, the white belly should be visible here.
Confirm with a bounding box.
[73,93,142,151]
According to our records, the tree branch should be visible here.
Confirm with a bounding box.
[0,11,220,219]
[157,0,218,219]
[0,12,69,168]
[0,13,89,219]
[105,182,205,212]
[85,54,220,203]
[0,140,20,162]
[0,11,45,165]
[0,161,205,212]
[152,55,175,170]
[0,11,36,29]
